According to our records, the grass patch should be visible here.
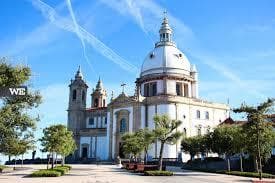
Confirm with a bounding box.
[30,169,61,177]
[144,170,173,176]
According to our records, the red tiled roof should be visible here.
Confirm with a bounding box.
[220,114,275,126]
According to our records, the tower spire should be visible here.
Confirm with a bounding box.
[96,76,103,90]
[75,65,83,79]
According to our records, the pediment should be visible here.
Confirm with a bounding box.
[109,93,137,106]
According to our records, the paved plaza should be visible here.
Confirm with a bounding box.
[0,164,271,183]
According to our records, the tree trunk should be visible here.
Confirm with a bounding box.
[239,154,243,172]
[256,123,262,180]
[227,156,231,172]
[158,142,165,171]
[254,157,259,173]
[144,150,147,165]
[21,154,24,167]
[55,153,58,166]
[51,152,54,169]
[62,155,65,166]
[14,156,16,170]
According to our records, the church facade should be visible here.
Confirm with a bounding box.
[67,16,230,162]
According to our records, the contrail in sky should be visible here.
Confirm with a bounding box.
[65,0,95,75]
[31,0,139,74]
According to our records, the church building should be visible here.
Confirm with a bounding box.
[67,15,229,162]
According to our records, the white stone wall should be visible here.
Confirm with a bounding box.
[157,80,164,95]
[96,136,108,160]
[141,105,145,129]
[166,80,176,95]
[80,136,108,160]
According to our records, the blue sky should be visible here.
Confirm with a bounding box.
[0,0,274,162]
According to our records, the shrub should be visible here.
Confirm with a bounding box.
[144,170,173,176]
[56,165,72,170]
[30,170,61,177]
[53,167,69,175]
[0,165,8,171]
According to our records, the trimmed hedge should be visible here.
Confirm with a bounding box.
[144,170,173,176]
[57,165,72,170]
[53,167,69,175]
[30,170,61,177]
[29,165,72,177]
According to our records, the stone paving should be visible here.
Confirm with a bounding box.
[0,164,272,183]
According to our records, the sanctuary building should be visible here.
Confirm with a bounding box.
[67,16,230,162]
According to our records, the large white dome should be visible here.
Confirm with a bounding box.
[140,15,191,77]
[141,45,191,77]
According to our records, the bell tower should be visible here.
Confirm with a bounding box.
[91,77,107,108]
[67,66,88,131]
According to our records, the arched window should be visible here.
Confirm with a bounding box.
[82,91,85,101]
[196,110,200,119]
[205,111,209,120]
[120,118,127,133]
[103,99,106,107]
[72,90,77,100]
[94,98,98,107]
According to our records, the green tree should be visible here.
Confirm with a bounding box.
[135,128,155,164]
[55,126,76,166]
[121,133,143,161]
[211,125,237,172]
[181,136,202,161]
[40,124,76,169]
[0,58,42,161]
[231,125,246,172]
[233,98,274,180]
[153,114,183,170]
[121,128,155,163]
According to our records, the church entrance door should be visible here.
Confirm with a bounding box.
[82,147,88,159]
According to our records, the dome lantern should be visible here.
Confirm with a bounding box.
[158,11,173,43]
